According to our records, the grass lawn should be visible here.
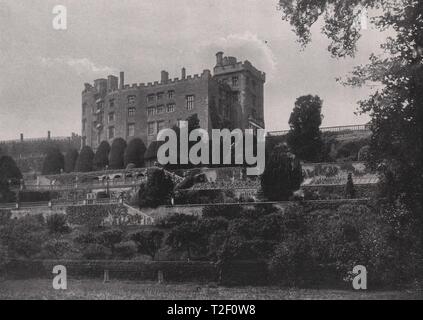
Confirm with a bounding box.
[0,279,422,300]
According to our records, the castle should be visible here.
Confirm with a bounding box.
[81,52,266,159]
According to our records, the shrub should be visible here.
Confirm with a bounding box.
[114,241,137,259]
[130,230,164,260]
[139,168,174,208]
[93,141,111,171]
[42,146,65,175]
[64,148,79,173]
[109,138,127,169]
[202,204,243,220]
[261,143,303,201]
[124,138,146,168]
[46,214,70,234]
[66,205,110,228]
[98,228,123,253]
[0,245,9,273]
[75,146,95,172]
[42,239,72,259]
[82,244,111,260]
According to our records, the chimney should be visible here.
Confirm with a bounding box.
[47,131,51,140]
[216,51,224,66]
[181,67,186,79]
[119,71,125,89]
[161,70,169,83]
[20,133,24,142]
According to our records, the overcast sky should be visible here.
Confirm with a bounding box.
[0,0,388,140]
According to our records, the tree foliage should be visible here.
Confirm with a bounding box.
[287,95,324,162]
[64,148,79,173]
[109,138,127,169]
[130,230,164,260]
[124,138,146,168]
[277,0,423,206]
[41,146,64,175]
[75,146,94,172]
[139,168,174,208]
[93,141,110,171]
[261,144,303,201]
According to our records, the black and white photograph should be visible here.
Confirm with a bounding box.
[0,0,423,306]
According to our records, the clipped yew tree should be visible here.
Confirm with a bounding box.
[75,146,94,172]
[109,138,127,169]
[42,146,65,175]
[64,148,79,173]
[261,143,303,201]
[93,141,111,170]
[124,138,146,168]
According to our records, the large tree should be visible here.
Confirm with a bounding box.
[42,146,64,175]
[109,138,127,169]
[124,138,146,168]
[64,148,79,173]
[287,95,324,162]
[277,0,423,207]
[0,155,22,203]
[261,143,303,201]
[75,146,94,172]
[139,168,174,208]
[93,141,110,170]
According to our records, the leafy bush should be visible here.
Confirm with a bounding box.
[109,138,127,169]
[42,239,72,259]
[98,228,123,253]
[42,146,64,175]
[46,214,70,234]
[0,245,9,273]
[93,141,110,171]
[130,230,164,260]
[66,205,110,228]
[75,146,94,172]
[114,241,137,259]
[139,168,174,208]
[6,215,46,258]
[82,244,111,260]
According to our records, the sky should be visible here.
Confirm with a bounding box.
[0,0,389,140]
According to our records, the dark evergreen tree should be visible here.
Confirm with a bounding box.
[139,168,174,208]
[345,173,356,199]
[75,146,94,172]
[42,146,64,175]
[64,148,79,173]
[124,138,146,168]
[0,155,22,203]
[109,138,127,169]
[93,141,111,170]
[287,95,324,162]
[261,144,302,201]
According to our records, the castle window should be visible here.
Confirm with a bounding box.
[232,76,239,87]
[168,90,175,99]
[157,92,164,100]
[186,95,195,110]
[252,94,257,108]
[108,126,115,139]
[157,121,165,133]
[108,112,115,123]
[167,103,175,113]
[128,107,136,117]
[109,99,115,108]
[147,107,156,116]
[147,94,155,103]
[148,122,155,136]
[82,119,87,131]
[127,123,135,137]
[127,95,136,105]
[157,105,165,114]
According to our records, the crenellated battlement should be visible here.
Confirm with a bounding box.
[103,69,212,93]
